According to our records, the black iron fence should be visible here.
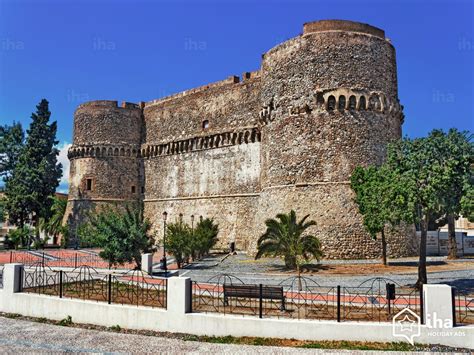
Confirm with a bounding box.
[192,275,422,323]
[0,265,4,289]
[453,288,474,325]
[21,264,167,308]
[8,250,136,269]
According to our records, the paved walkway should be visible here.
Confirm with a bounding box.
[181,254,474,293]
[0,316,371,354]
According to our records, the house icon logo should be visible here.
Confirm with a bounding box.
[392,308,421,345]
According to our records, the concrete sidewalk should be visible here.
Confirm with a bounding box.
[0,316,364,354]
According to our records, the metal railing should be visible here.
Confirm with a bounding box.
[21,264,167,308]
[453,288,474,325]
[8,250,135,269]
[192,275,422,323]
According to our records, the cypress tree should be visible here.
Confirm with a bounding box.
[0,121,24,180]
[5,99,62,227]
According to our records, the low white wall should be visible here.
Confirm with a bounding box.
[0,264,472,349]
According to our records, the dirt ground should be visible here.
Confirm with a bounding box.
[274,260,474,276]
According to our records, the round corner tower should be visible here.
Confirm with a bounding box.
[255,19,416,258]
[63,100,143,239]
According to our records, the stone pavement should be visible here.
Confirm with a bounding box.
[0,316,379,354]
[180,254,474,292]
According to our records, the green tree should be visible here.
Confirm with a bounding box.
[351,165,395,266]
[0,122,24,180]
[193,217,219,258]
[461,182,474,222]
[4,100,62,227]
[434,129,473,259]
[386,134,449,286]
[39,196,68,244]
[166,221,192,268]
[78,204,156,268]
[0,196,5,223]
[255,210,322,286]
[6,226,33,250]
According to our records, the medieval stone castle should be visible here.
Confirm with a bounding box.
[65,20,417,259]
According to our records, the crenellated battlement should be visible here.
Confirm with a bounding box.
[68,143,140,160]
[76,100,142,111]
[315,88,403,119]
[303,19,385,38]
[141,126,261,158]
[144,72,260,108]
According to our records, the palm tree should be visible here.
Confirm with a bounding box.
[255,210,323,287]
[40,197,67,245]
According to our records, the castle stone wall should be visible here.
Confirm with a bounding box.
[143,73,261,143]
[144,143,260,199]
[64,20,417,259]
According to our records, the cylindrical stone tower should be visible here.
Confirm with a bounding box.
[255,20,415,258]
[63,100,143,243]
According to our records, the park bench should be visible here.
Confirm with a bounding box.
[223,284,286,310]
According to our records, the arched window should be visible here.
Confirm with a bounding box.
[327,95,336,111]
[338,95,346,111]
[316,92,325,106]
[349,95,357,110]
[369,95,379,110]
[359,96,367,110]
[202,120,209,129]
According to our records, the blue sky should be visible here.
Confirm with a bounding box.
[1,0,473,192]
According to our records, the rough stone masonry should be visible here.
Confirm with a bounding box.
[64,19,417,259]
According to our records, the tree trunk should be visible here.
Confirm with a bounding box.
[297,264,302,291]
[381,228,387,266]
[416,215,428,287]
[285,255,296,269]
[447,213,458,260]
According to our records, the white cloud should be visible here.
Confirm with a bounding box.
[57,141,71,191]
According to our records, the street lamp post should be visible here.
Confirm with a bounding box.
[161,211,168,276]
[28,212,33,250]
[190,214,195,262]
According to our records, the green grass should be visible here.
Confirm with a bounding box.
[58,315,73,326]
[299,340,417,351]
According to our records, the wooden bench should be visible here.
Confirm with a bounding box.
[223,284,285,310]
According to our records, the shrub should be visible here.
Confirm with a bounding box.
[166,222,192,268]
[166,217,219,267]
[76,204,156,269]
[58,315,73,326]
[6,226,32,249]
[193,218,219,258]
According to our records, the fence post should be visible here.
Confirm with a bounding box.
[42,252,45,266]
[2,264,23,294]
[108,274,112,304]
[452,287,457,327]
[189,281,193,313]
[423,284,453,328]
[74,253,78,269]
[9,251,12,263]
[419,285,424,324]
[337,285,341,322]
[259,284,263,319]
[59,270,63,298]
